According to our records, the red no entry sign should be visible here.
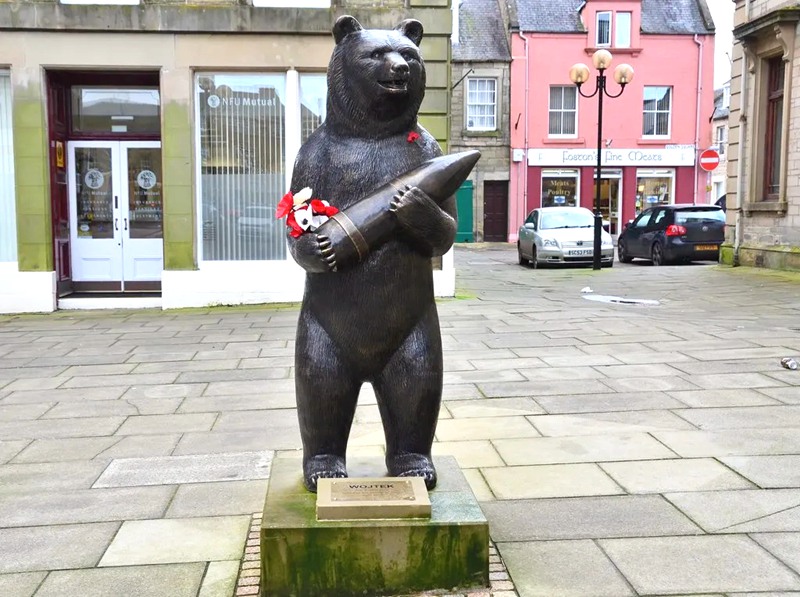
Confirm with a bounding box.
[699,148,720,172]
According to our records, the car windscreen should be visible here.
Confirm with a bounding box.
[540,211,594,229]
[674,209,725,225]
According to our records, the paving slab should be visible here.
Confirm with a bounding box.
[173,430,279,455]
[443,398,544,418]
[167,480,268,518]
[99,515,250,566]
[720,455,800,488]
[0,571,46,597]
[496,540,634,597]
[0,403,55,420]
[527,410,695,436]
[667,388,781,408]
[482,495,701,541]
[664,489,800,533]
[432,440,505,469]
[675,405,800,430]
[0,486,175,527]
[34,563,205,597]
[95,434,181,459]
[93,451,272,488]
[600,535,800,594]
[121,383,207,400]
[114,413,217,435]
[0,440,29,464]
[0,417,125,440]
[482,463,623,499]
[600,458,755,493]
[0,386,129,404]
[11,438,120,464]
[751,533,800,576]
[533,391,685,414]
[0,461,107,493]
[177,393,297,413]
[198,560,240,597]
[493,433,677,466]
[435,416,539,441]
[0,522,119,573]
[653,428,800,457]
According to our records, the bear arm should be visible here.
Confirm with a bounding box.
[392,188,457,257]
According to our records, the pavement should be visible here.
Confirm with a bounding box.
[1,243,800,597]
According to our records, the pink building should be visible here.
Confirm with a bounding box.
[509,0,716,241]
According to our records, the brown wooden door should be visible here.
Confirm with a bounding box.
[483,181,508,242]
[47,74,72,296]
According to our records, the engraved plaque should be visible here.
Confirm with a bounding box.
[316,476,431,520]
[331,480,415,502]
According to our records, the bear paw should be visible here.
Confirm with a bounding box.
[303,454,347,492]
[387,453,437,490]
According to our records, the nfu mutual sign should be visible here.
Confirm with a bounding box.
[527,147,696,167]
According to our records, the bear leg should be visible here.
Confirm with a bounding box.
[296,311,361,492]
[373,304,443,490]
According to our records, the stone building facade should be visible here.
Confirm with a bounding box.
[711,82,731,204]
[449,0,511,242]
[0,0,455,313]
[724,0,800,270]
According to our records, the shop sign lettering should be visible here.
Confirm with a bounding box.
[528,148,695,167]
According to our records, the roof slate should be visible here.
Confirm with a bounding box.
[513,0,714,35]
[453,0,511,62]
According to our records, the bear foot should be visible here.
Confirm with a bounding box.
[387,453,437,490]
[303,454,347,493]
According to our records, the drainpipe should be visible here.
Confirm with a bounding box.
[518,30,530,236]
[693,34,704,205]
[733,0,752,266]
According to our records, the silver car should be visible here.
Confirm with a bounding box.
[517,207,614,268]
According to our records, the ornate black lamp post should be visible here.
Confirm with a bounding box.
[569,50,634,270]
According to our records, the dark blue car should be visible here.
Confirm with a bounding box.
[617,204,725,265]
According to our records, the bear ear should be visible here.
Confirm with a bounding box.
[333,15,363,44]
[395,19,424,46]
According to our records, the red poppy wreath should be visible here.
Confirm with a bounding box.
[275,187,339,238]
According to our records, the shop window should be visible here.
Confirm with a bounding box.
[300,74,327,144]
[466,78,497,131]
[541,170,579,208]
[548,86,577,137]
[635,169,674,215]
[71,87,160,135]
[616,12,632,48]
[0,72,16,262]
[642,86,672,138]
[764,56,784,200]
[596,11,612,47]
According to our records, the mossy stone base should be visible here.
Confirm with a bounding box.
[261,454,489,597]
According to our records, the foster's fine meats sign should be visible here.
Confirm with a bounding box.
[527,147,695,167]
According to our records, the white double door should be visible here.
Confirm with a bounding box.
[68,141,163,288]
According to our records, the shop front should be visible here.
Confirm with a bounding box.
[527,147,698,236]
[0,4,454,313]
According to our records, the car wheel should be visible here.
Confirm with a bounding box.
[651,242,665,266]
[517,243,529,266]
[618,241,633,263]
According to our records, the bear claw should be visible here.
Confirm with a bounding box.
[387,453,437,490]
[303,455,347,492]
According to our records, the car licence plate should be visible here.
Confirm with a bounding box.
[568,249,593,256]
[695,244,719,251]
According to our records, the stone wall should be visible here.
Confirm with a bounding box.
[723,0,800,270]
[450,61,510,242]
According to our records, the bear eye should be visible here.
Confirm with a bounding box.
[401,50,418,61]
[370,50,382,59]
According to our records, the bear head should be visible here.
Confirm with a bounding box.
[325,15,426,138]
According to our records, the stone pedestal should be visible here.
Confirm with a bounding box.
[260,454,489,597]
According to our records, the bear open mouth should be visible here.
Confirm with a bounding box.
[378,79,408,92]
